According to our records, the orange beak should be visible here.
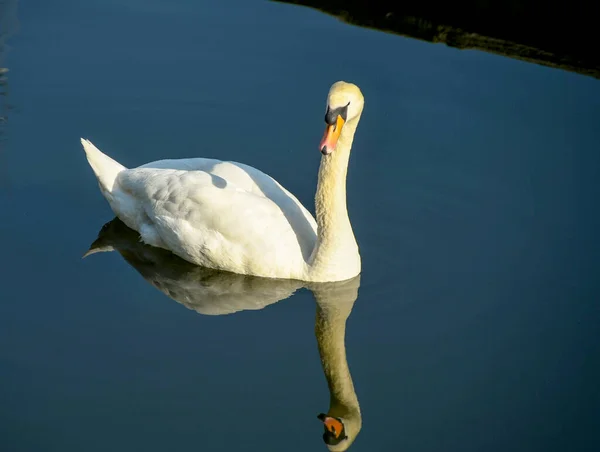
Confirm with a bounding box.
[319,115,345,155]
[318,414,344,439]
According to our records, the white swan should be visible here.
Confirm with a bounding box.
[81,81,364,282]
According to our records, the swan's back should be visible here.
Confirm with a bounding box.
[108,156,318,280]
[140,157,316,229]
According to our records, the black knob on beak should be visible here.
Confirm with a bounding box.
[324,103,350,125]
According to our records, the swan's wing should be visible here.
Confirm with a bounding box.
[135,157,317,250]
[138,158,314,209]
[138,157,222,172]
[117,167,317,279]
[138,158,276,195]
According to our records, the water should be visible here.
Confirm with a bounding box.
[1,1,599,451]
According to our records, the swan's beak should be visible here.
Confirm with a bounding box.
[318,413,345,440]
[320,115,345,155]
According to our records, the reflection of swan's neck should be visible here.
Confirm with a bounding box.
[309,118,361,281]
[314,295,360,419]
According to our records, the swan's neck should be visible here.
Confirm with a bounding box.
[315,301,359,416]
[308,119,360,281]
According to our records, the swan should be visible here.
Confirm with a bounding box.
[81,81,365,282]
[85,217,362,449]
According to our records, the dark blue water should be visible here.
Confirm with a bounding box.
[1,1,599,451]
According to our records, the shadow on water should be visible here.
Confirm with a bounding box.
[273,0,600,79]
[85,217,362,450]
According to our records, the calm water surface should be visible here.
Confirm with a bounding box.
[1,1,599,451]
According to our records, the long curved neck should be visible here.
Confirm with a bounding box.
[309,118,360,280]
[314,295,359,416]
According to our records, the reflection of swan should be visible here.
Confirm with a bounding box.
[311,277,362,451]
[85,217,303,315]
[80,81,365,282]
[86,218,362,448]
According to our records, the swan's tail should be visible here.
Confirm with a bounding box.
[80,138,127,194]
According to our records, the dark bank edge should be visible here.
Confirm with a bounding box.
[273,0,600,80]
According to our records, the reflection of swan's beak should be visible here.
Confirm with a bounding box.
[320,115,345,155]
[82,244,114,258]
[317,413,346,441]
[83,219,127,258]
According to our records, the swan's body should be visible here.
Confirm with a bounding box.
[82,81,364,282]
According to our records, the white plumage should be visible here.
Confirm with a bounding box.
[82,81,365,282]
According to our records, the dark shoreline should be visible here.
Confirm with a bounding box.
[273,0,600,80]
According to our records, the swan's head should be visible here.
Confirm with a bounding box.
[317,411,362,451]
[320,81,364,155]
